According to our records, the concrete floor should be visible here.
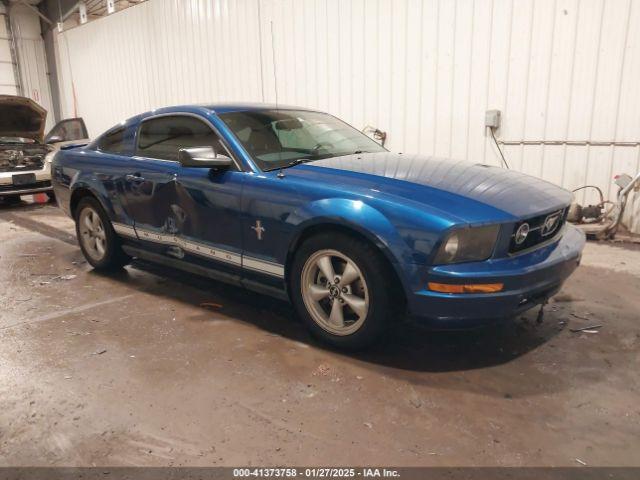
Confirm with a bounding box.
[1,199,639,467]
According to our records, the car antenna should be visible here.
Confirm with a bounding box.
[270,20,286,179]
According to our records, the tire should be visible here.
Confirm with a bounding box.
[290,232,400,350]
[75,196,130,270]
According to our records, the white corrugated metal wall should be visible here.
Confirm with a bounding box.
[1,3,55,130]
[54,0,640,232]
[0,3,19,95]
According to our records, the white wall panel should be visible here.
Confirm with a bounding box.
[55,0,640,232]
[56,0,263,136]
[5,4,54,130]
[0,6,18,96]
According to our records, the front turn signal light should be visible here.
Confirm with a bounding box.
[428,282,504,294]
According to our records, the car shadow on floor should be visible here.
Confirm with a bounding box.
[92,259,563,377]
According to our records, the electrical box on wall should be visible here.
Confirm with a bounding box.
[485,109,501,129]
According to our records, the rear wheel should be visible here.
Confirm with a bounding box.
[75,197,130,270]
[291,233,400,349]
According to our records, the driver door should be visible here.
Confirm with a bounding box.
[131,114,245,272]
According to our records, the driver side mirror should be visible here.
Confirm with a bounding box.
[178,147,233,169]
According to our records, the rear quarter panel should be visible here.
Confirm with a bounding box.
[52,148,130,224]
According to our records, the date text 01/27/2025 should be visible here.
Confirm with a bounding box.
[232,467,400,478]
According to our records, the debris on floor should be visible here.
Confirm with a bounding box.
[33,273,77,284]
[571,313,593,321]
[200,302,223,310]
[570,325,603,333]
[57,274,77,281]
[312,364,331,377]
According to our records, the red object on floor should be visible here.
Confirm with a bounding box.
[33,193,48,204]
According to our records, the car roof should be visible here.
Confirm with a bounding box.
[134,103,320,117]
[95,102,326,146]
[200,102,319,114]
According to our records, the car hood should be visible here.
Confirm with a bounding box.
[297,152,573,219]
[0,95,46,142]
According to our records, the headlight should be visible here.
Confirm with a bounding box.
[433,225,500,264]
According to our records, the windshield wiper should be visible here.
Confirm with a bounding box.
[265,150,371,172]
[265,158,309,172]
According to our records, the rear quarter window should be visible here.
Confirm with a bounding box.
[98,127,129,154]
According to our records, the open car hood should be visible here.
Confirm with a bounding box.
[0,95,47,142]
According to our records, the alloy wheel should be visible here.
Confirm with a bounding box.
[301,249,370,336]
[79,206,107,262]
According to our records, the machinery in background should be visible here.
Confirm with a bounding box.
[362,125,387,147]
[568,172,640,240]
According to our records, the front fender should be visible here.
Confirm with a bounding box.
[289,198,408,258]
[287,198,435,293]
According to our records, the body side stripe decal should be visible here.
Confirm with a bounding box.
[112,222,283,277]
[112,223,137,238]
[243,257,285,277]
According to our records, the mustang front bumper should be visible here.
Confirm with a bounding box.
[408,223,586,327]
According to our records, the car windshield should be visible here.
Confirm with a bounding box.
[218,109,386,171]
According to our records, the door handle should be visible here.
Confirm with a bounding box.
[125,173,145,183]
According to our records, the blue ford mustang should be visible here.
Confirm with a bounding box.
[52,103,585,348]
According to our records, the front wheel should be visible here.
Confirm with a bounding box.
[75,197,130,270]
[290,233,400,349]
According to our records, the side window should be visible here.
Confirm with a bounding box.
[137,116,228,162]
[45,118,88,144]
[98,127,127,154]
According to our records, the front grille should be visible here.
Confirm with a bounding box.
[0,180,51,192]
[509,207,568,254]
